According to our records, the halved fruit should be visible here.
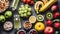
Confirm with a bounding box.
[36,14,44,21]
[46,12,53,19]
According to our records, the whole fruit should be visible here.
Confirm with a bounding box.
[34,22,45,31]
[30,1,34,5]
[0,15,5,22]
[53,12,60,18]
[22,0,26,3]
[27,0,31,3]
[54,22,60,28]
[46,20,52,25]
[4,11,12,18]
[51,5,58,11]
[44,26,54,34]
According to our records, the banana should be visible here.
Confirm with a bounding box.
[34,0,57,14]
[34,1,44,14]
[42,0,48,4]
[40,0,57,12]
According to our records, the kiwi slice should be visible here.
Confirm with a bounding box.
[37,14,44,21]
[46,12,53,19]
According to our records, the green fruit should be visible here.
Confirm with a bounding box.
[18,4,31,18]
[46,12,53,19]
[25,7,28,10]
[20,14,24,17]
[4,11,12,18]
[23,13,27,17]
[0,15,5,22]
[19,11,21,14]
[20,5,24,8]
[21,11,25,14]
[27,12,31,15]
[21,7,25,11]
[25,4,29,8]
[28,8,31,11]
[37,14,44,21]
[24,10,27,13]
[18,8,22,11]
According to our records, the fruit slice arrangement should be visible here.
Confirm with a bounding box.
[0,0,60,34]
[18,4,32,18]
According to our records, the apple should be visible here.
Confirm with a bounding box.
[44,26,54,34]
[54,22,60,28]
[30,1,34,5]
[53,12,60,18]
[27,0,31,3]
[51,5,58,11]
[46,20,52,26]
[22,0,26,3]
[4,11,12,18]
[0,15,5,22]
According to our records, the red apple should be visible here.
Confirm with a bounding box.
[22,0,26,3]
[51,5,58,11]
[53,12,60,18]
[46,20,52,26]
[26,0,31,3]
[44,26,54,34]
[30,1,34,5]
[54,22,60,28]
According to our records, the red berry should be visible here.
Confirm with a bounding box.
[30,1,34,5]
[27,0,31,3]
[23,0,26,3]
[51,5,58,11]
[53,12,60,18]
[54,22,60,28]
[46,20,52,25]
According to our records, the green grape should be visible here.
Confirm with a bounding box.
[24,10,27,13]
[18,8,22,11]
[21,7,25,11]
[27,12,31,15]
[20,5,24,8]
[20,14,24,17]
[28,8,31,11]
[25,4,29,8]
[19,11,21,14]
[23,13,27,17]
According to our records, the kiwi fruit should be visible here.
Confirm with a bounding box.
[46,12,53,19]
[37,14,44,21]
